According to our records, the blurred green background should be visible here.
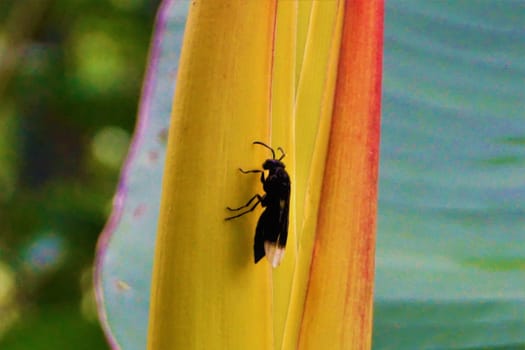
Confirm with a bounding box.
[0,0,160,348]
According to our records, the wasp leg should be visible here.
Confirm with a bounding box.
[239,168,265,184]
[226,194,263,211]
[225,198,262,221]
[239,168,263,174]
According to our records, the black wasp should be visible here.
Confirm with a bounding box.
[225,141,291,267]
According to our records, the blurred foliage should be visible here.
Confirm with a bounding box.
[0,0,161,348]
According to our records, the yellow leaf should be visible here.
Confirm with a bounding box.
[147,0,384,349]
[297,1,384,348]
[269,1,296,349]
[282,1,345,348]
[147,1,277,349]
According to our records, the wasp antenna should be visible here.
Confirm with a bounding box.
[277,147,286,161]
[253,141,276,159]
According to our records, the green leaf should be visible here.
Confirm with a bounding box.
[94,2,188,349]
[374,1,525,349]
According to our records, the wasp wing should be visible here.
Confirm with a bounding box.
[263,196,289,268]
[277,196,290,248]
[254,208,272,263]
[254,196,290,267]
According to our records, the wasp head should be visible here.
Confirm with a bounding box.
[262,159,285,170]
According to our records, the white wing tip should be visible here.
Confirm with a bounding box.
[264,241,285,268]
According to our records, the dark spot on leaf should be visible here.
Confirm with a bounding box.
[148,150,159,164]
[157,128,168,145]
[115,280,131,292]
[133,204,147,218]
